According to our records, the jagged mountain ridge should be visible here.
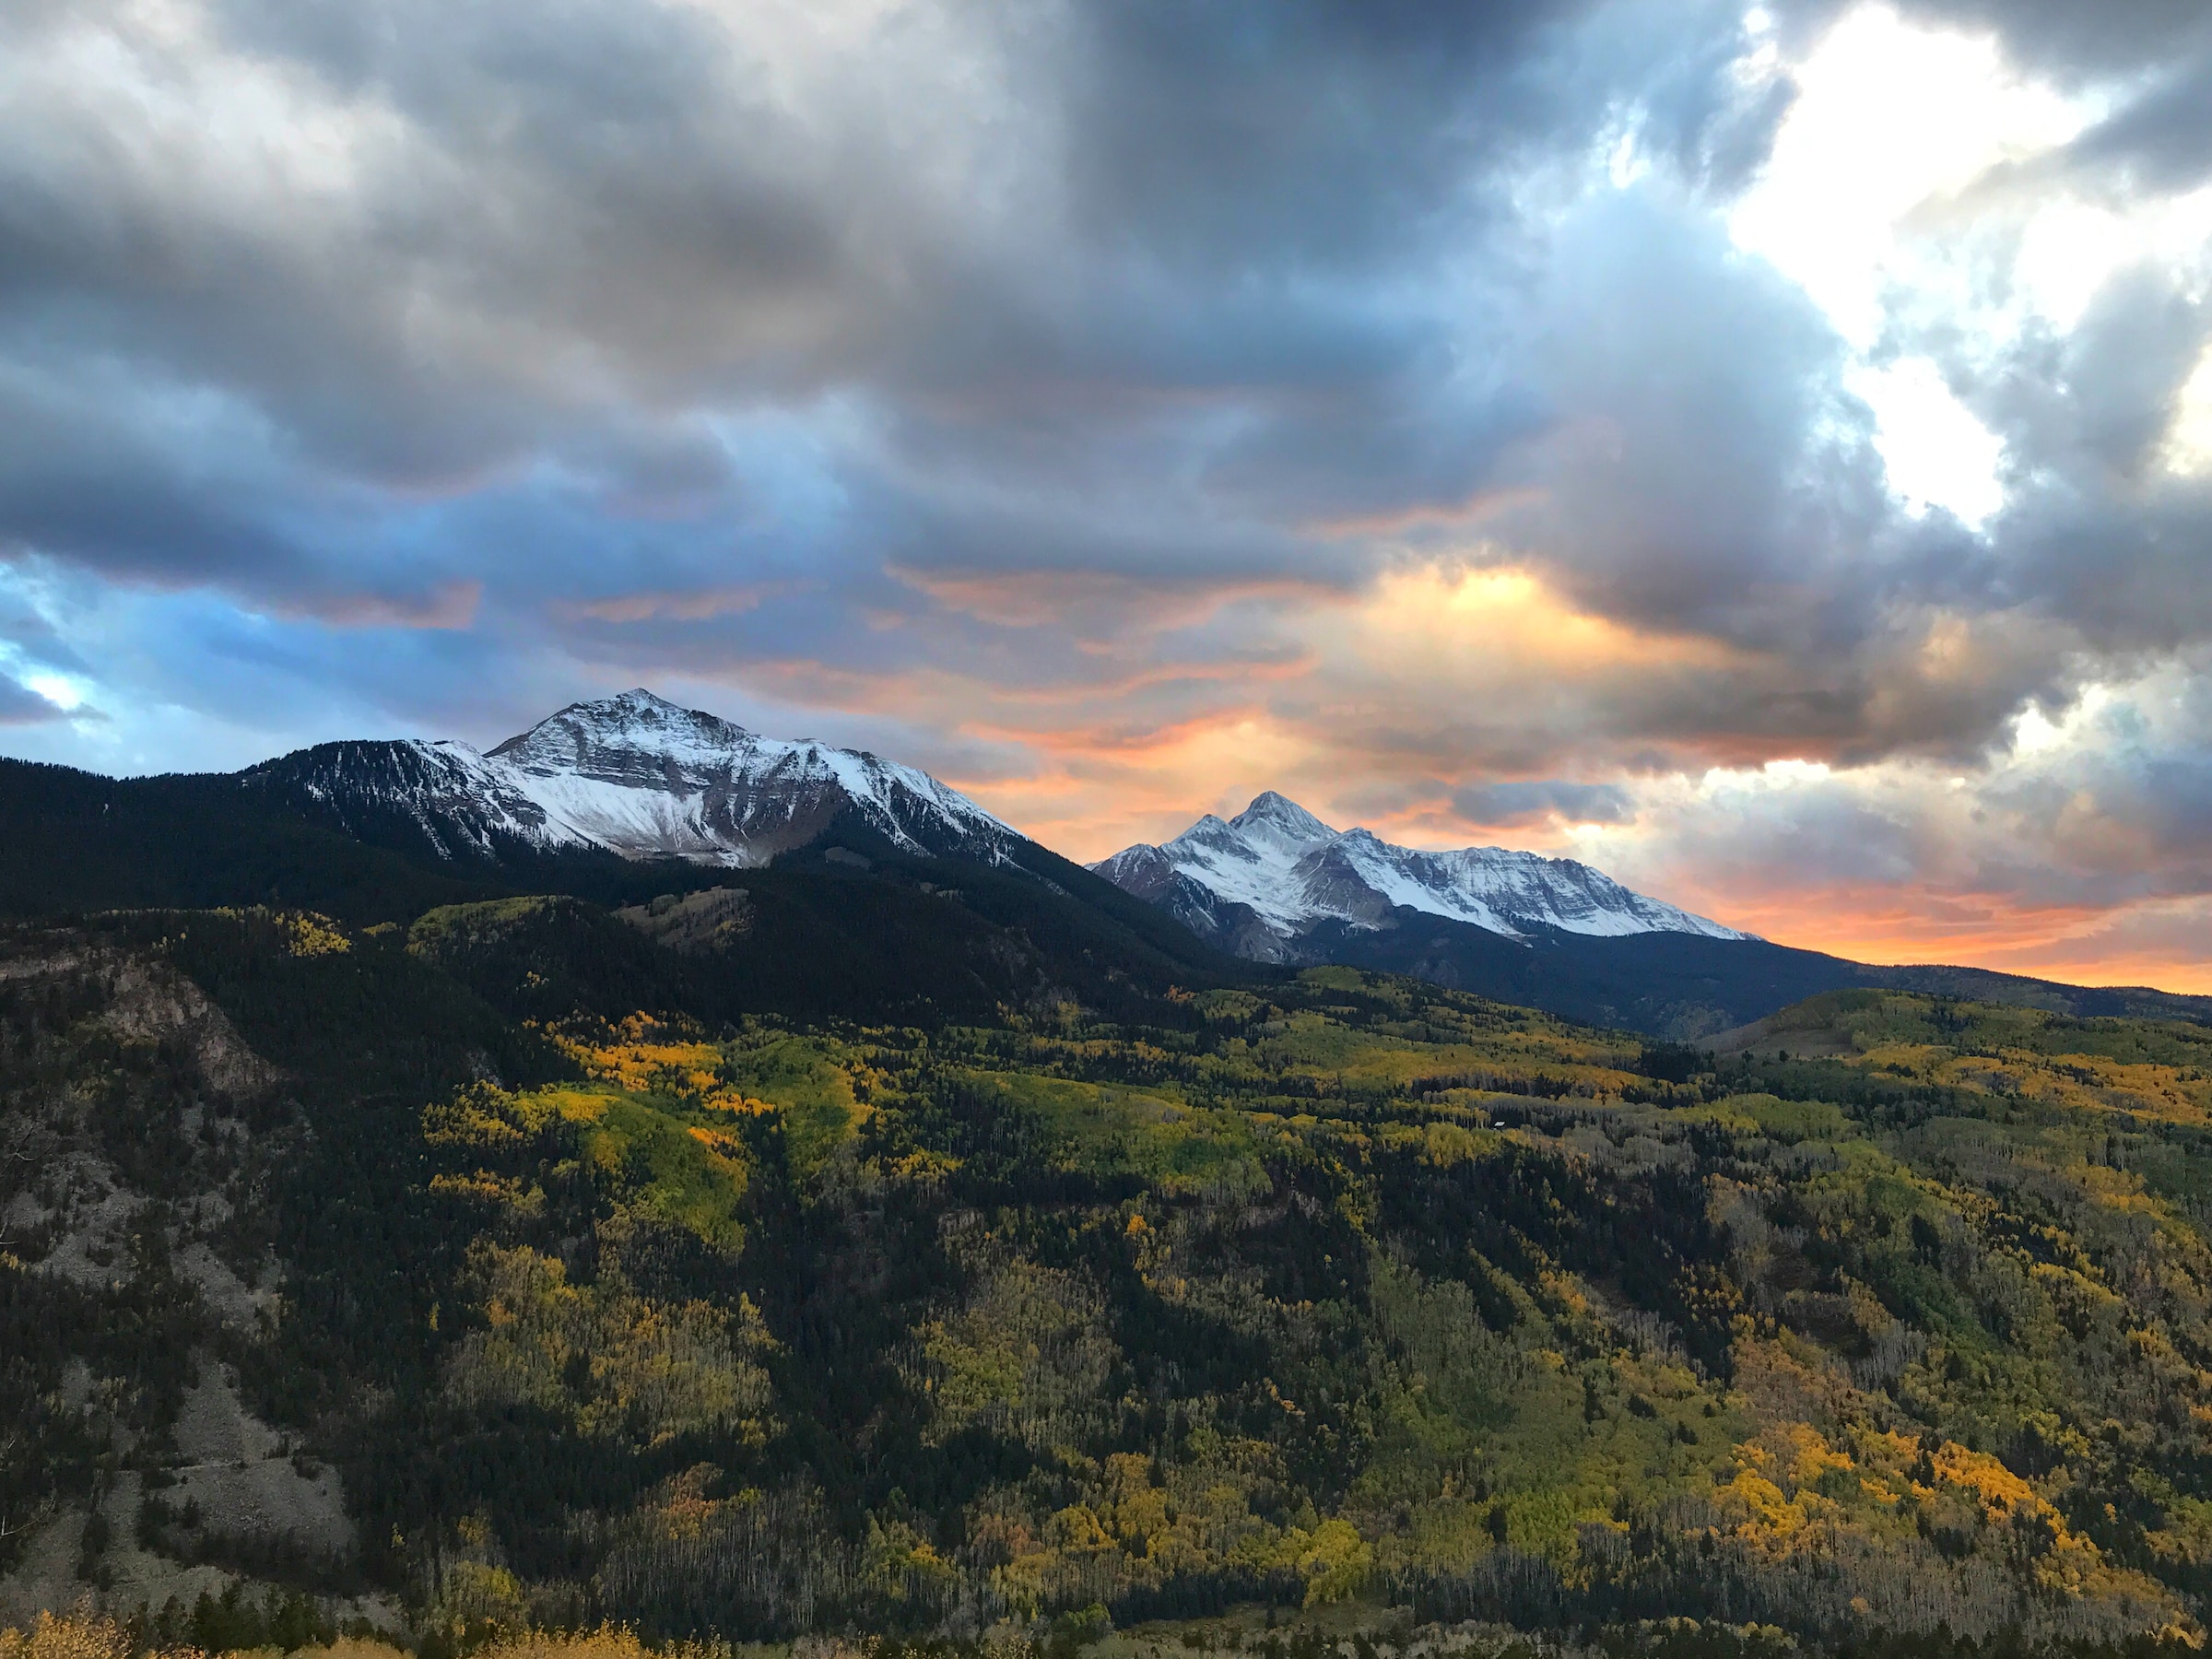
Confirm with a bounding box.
[240,688,1023,869]
[1093,790,1744,957]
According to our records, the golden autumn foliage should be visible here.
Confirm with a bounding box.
[445,1239,775,1447]
[0,1618,739,1659]
[0,1615,168,1659]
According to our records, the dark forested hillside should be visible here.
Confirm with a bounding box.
[0,759,500,922]
[7,896,2212,1655]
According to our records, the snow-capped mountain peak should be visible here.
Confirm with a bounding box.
[489,688,751,775]
[1227,790,1336,857]
[1093,792,1744,949]
[243,689,1020,869]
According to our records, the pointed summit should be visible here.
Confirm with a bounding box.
[547,688,697,726]
[1229,791,1336,850]
[606,687,680,710]
[591,688,697,724]
[493,688,751,768]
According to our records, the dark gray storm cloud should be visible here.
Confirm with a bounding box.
[0,0,2193,649]
[0,0,1772,494]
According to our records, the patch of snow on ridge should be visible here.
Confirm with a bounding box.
[1150,814,1318,937]
[1329,831,1521,936]
[1093,792,1745,945]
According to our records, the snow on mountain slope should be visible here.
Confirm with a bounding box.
[245,689,1022,867]
[1092,791,1744,947]
[1092,793,1334,934]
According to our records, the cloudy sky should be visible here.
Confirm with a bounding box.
[5,0,2212,989]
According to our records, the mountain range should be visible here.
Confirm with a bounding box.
[258,691,1745,957]
[2,688,2206,1036]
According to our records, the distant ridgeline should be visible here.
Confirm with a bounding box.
[1089,793,2212,1037]
[6,886,2212,1653]
[3,691,2206,1038]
